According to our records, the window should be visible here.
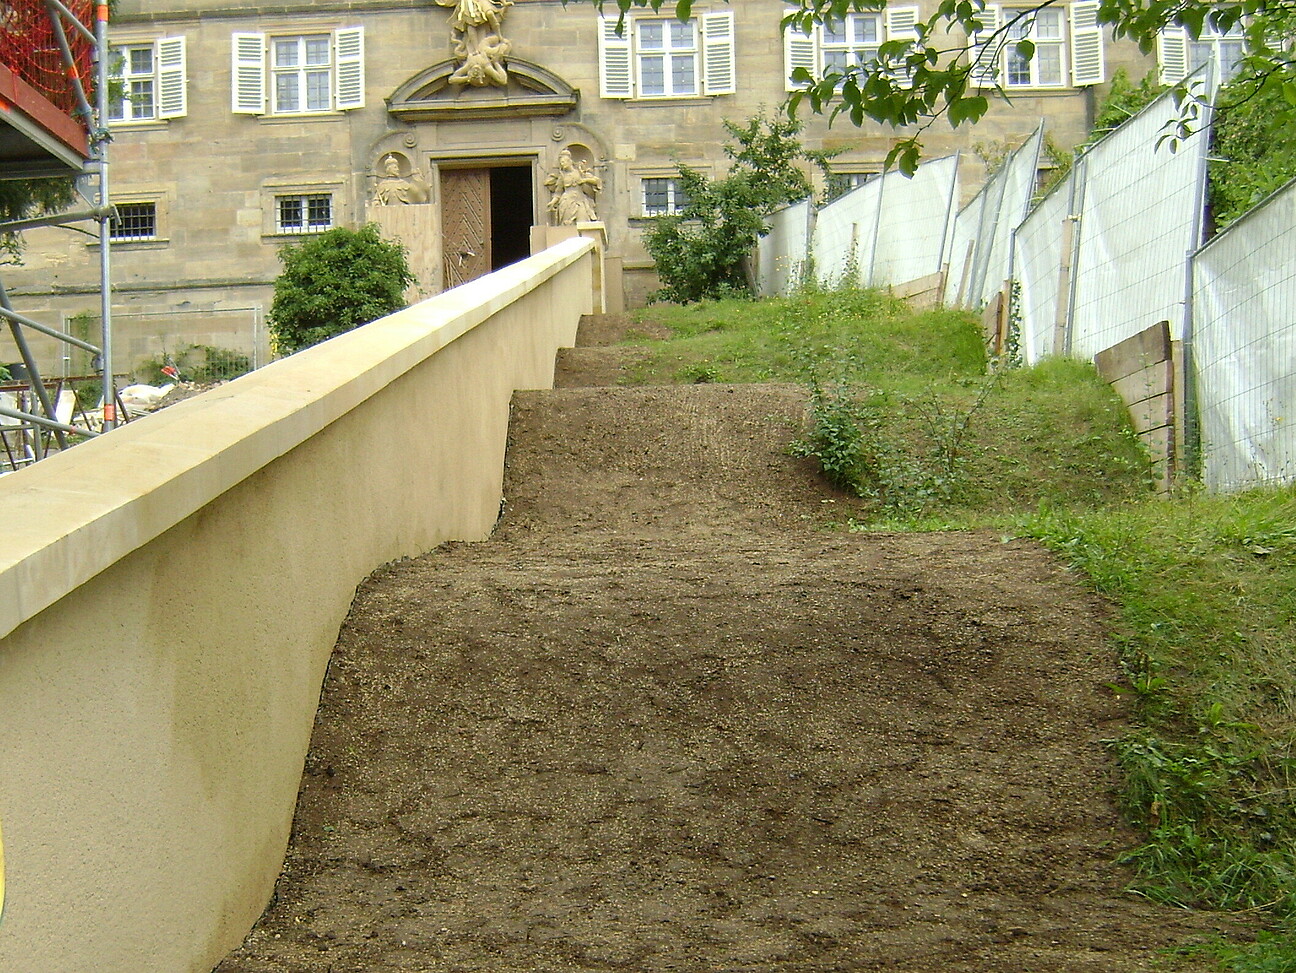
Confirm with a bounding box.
[232,28,364,115]
[109,202,158,240]
[276,194,333,234]
[1159,19,1246,84]
[599,11,734,99]
[784,8,918,90]
[825,170,878,200]
[642,177,690,216]
[637,20,697,96]
[1005,8,1066,87]
[106,38,186,122]
[969,3,1105,89]
[272,35,333,113]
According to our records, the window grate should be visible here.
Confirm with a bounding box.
[277,194,333,233]
[110,202,158,240]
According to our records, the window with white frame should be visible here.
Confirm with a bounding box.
[641,177,690,216]
[784,8,918,90]
[107,38,186,122]
[275,194,333,234]
[637,19,698,96]
[599,11,734,99]
[1005,8,1066,86]
[1159,18,1246,84]
[109,202,158,240]
[232,28,364,115]
[970,3,1105,89]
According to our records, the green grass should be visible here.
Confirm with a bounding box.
[628,291,1152,518]
[620,289,1296,970]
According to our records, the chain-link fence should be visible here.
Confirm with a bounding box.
[37,306,267,383]
[1193,177,1296,492]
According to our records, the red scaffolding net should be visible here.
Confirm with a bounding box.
[0,0,95,117]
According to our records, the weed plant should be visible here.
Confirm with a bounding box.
[622,288,1296,968]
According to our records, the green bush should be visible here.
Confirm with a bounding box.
[1210,78,1296,229]
[644,110,834,304]
[268,224,414,354]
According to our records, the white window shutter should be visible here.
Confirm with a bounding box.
[599,15,634,98]
[885,6,921,41]
[885,6,920,82]
[335,26,365,109]
[232,32,266,114]
[701,11,736,96]
[969,5,1001,89]
[156,36,186,118]
[784,23,817,91]
[1157,27,1190,84]
[1069,0,1105,85]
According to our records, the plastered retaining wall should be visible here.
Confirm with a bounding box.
[0,237,595,973]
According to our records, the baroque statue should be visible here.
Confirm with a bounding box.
[545,149,601,225]
[437,0,513,87]
[372,154,430,205]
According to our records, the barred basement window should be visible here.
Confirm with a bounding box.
[110,202,158,240]
[276,194,333,233]
[642,177,690,216]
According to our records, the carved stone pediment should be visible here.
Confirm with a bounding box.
[387,59,578,121]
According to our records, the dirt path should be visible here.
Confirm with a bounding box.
[215,318,1224,972]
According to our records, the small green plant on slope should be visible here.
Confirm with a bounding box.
[268,224,414,354]
[791,373,1003,518]
[644,109,835,304]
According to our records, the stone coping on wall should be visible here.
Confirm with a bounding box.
[0,236,595,640]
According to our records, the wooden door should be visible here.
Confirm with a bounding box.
[440,169,492,289]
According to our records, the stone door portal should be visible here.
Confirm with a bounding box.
[440,168,492,289]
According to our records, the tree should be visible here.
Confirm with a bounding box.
[643,110,834,302]
[592,0,1296,174]
[268,224,415,354]
[1209,73,1296,227]
[0,178,76,262]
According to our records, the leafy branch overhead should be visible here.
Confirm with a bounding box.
[591,0,1296,174]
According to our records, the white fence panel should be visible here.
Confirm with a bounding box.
[808,154,959,291]
[1193,178,1296,492]
[1013,173,1075,364]
[757,200,813,297]
[870,154,960,288]
[946,125,1043,307]
[1068,88,1210,359]
[812,182,877,287]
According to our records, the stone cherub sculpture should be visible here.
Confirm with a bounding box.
[372,154,430,205]
[545,149,602,225]
[438,0,513,87]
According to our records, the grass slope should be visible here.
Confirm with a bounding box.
[622,291,1296,972]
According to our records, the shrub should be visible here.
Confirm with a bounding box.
[644,109,834,304]
[268,224,414,354]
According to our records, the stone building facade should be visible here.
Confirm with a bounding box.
[7,0,1219,375]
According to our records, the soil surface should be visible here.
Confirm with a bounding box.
[215,316,1226,972]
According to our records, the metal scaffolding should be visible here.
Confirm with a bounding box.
[0,0,117,472]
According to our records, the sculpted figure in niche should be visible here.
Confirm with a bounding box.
[438,0,513,86]
[372,154,430,205]
[545,149,601,225]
